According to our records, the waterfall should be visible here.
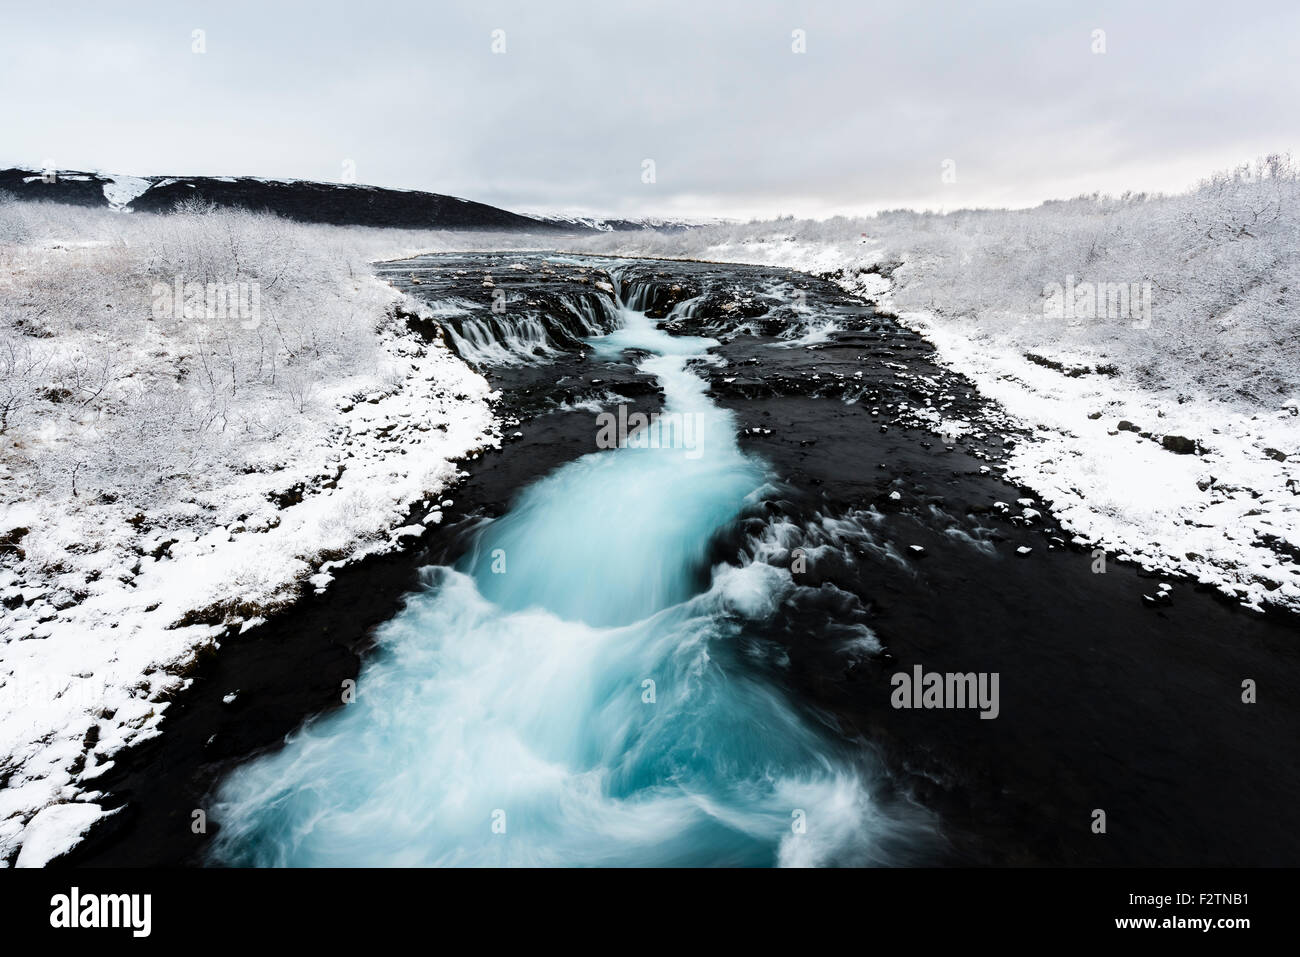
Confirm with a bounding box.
[207,278,930,867]
[438,292,621,366]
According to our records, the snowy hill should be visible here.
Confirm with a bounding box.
[0,168,578,232]
[535,213,708,233]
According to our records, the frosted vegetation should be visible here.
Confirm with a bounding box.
[4,155,1293,595]
[1,200,378,492]
[571,154,1300,406]
[0,155,1296,862]
[0,197,531,863]
[566,155,1300,614]
[0,198,543,596]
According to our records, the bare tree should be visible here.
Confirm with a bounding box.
[0,339,50,433]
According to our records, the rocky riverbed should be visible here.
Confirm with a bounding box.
[63,253,1300,867]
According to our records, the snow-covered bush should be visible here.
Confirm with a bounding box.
[572,154,1300,406]
[0,200,524,862]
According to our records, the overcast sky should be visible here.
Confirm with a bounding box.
[3,0,1298,220]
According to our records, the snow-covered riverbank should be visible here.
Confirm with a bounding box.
[0,201,516,865]
[1,307,498,865]
[750,241,1300,615]
[3,153,1297,865]
[566,157,1300,614]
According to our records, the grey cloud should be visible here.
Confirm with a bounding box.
[2,0,1297,219]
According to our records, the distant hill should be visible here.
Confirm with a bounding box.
[0,168,713,234]
[0,168,114,209]
[535,213,704,233]
[0,168,576,231]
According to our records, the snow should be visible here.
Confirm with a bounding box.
[0,202,508,864]
[0,305,498,862]
[3,154,1296,865]
[896,308,1300,611]
[566,155,1300,614]
[101,175,152,210]
[13,803,111,868]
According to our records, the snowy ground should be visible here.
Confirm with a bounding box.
[673,237,1300,613]
[0,199,521,865]
[0,286,498,866]
[567,158,1300,615]
[889,307,1300,615]
[3,157,1296,865]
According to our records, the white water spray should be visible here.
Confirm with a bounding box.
[209,285,926,866]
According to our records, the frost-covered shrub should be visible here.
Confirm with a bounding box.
[0,203,376,511]
[0,191,32,246]
[571,154,1300,406]
[0,198,557,541]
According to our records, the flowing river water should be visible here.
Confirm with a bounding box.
[206,269,934,866]
[69,253,1300,868]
